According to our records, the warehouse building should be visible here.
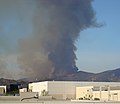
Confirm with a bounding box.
[0,86,6,95]
[28,81,120,101]
[76,86,120,101]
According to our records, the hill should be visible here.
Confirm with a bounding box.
[0,68,120,85]
[92,68,120,82]
[0,78,28,88]
[53,68,120,82]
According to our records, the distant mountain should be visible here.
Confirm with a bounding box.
[0,68,120,85]
[54,71,95,81]
[53,68,120,82]
[0,78,17,86]
[92,68,120,82]
[0,78,28,87]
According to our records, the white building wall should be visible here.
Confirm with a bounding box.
[48,81,76,94]
[28,81,120,99]
[29,81,48,96]
[19,88,27,93]
[0,86,6,93]
[76,86,93,99]
[93,90,120,101]
[48,81,78,99]
[47,81,120,99]
[76,86,120,101]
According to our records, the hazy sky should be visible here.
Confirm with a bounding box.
[76,0,120,73]
[0,0,120,79]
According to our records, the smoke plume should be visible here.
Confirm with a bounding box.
[18,0,98,80]
[0,0,98,80]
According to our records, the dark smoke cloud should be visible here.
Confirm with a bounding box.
[18,0,98,80]
[0,0,98,80]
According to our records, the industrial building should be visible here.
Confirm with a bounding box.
[0,86,6,95]
[19,88,27,93]
[28,81,120,101]
[76,86,120,101]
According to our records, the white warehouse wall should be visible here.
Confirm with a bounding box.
[29,81,48,96]
[0,86,6,93]
[28,81,120,99]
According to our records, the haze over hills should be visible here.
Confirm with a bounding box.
[0,68,120,85]
[59,68,120,82]
[92,68,120,82]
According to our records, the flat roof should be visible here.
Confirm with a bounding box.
[29,81,120,87]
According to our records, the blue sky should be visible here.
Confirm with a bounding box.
[76,0,120,73]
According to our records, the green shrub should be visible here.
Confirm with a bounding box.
[94,98,100,100]
[84,98,90,100]
[79,97,83,100]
